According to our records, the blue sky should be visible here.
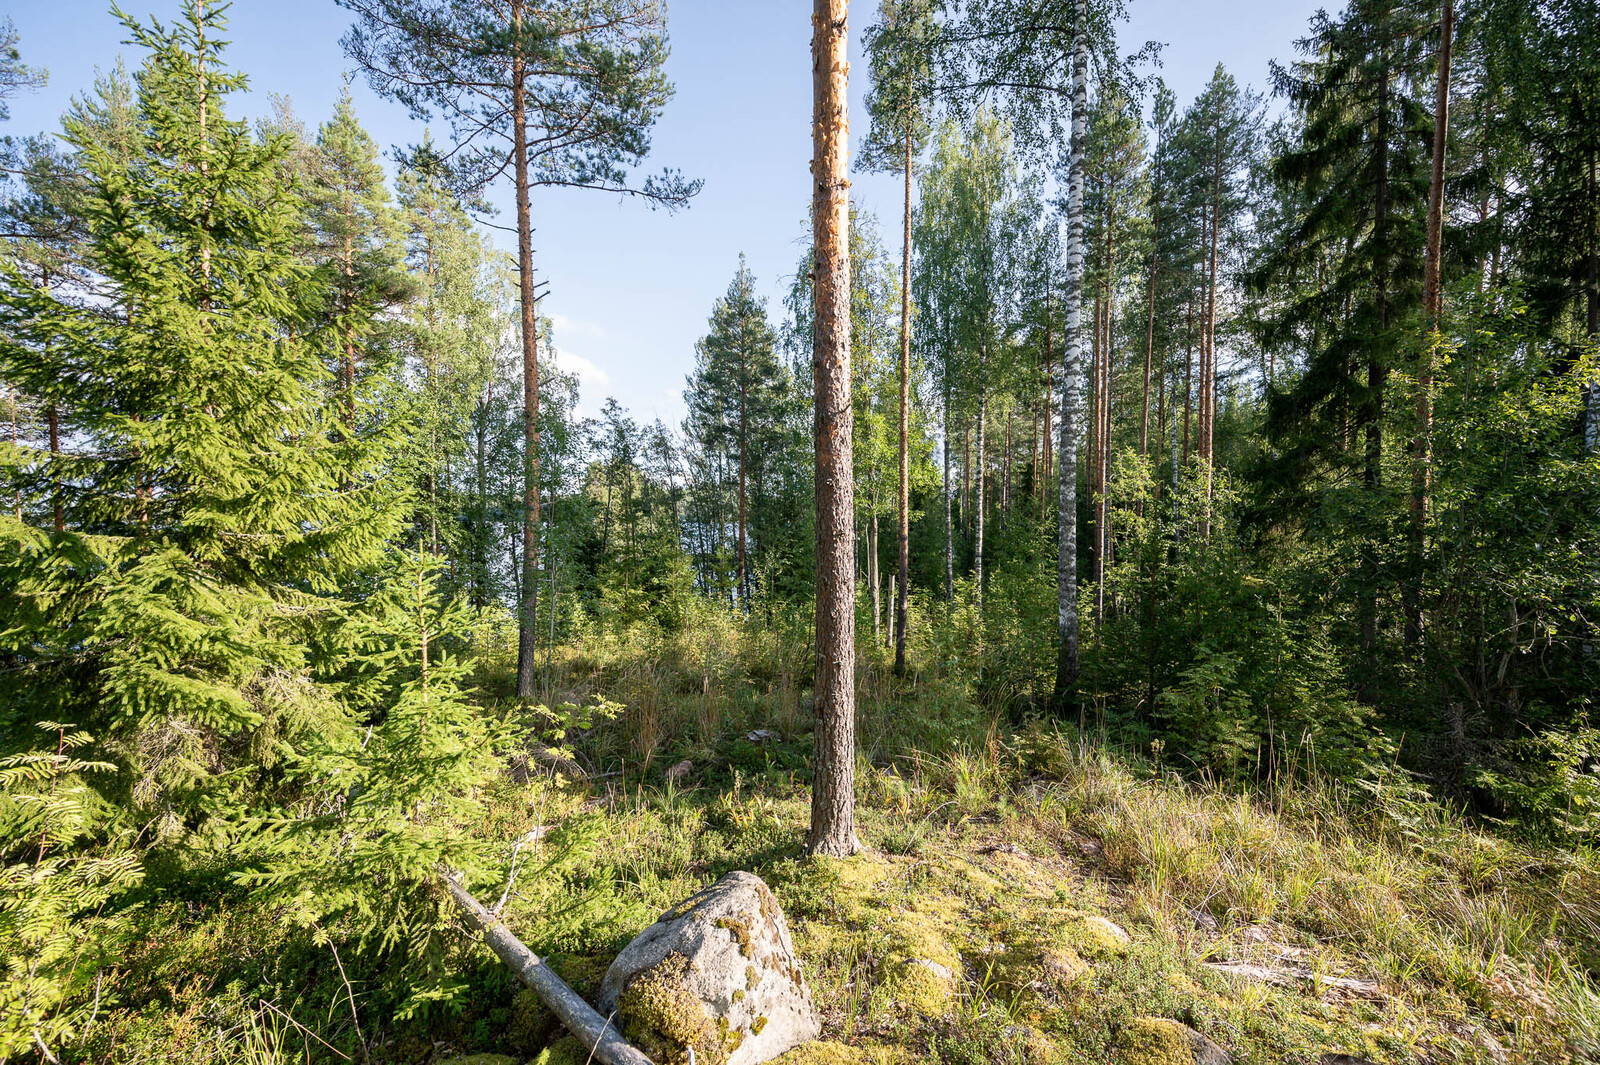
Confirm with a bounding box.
[6,0,1323,424]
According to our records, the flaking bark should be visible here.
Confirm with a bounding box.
[809,0,857,858]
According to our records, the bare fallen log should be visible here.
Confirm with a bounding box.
[441,874,654,1065]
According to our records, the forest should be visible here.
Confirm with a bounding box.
[1,0,1597,1063]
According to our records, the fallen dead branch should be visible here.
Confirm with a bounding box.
[440,873,653,1065]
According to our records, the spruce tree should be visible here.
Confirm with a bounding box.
[683,258,789,609]
[1249,0,1433,687]
[0,0,399,829]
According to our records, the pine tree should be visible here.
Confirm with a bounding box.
[338,0,699,700]
[862,0,940,672]
[809,0,857,859]
[304,88,414,430]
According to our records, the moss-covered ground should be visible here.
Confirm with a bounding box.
[66,627,1600,1065]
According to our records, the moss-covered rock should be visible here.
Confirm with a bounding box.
[889,957,956,1014]
[769,1040,903,1064]
[1115,1017,1231,1065]
[615,952,725,1065]
[1038,947,1091,985]
[1057,911,1131,957]
[600,871,820,1065]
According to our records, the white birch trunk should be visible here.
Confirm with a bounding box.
[1053,0,1089,706]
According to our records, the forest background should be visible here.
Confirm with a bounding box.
[1,0,1597,1061]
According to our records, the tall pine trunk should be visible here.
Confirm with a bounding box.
[513,2,544,700]
[738,364,750,611]
[1052,0,1088,710]
[809,0,856,857]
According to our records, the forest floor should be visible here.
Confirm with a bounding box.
[76,631,1600,1065]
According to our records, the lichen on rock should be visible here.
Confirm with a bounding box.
[600,870,821,1065]
[616,952,725,1065]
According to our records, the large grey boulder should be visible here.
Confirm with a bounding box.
[598,871,820,1065]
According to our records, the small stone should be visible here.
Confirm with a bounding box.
[1038,948,1090,984]
[1318,1056,1378,1065]
[891,957,957,1013]
[1062,913,1131,956]
[600,871,820,1065]
[747,729,781,744]
[1189,908,1219,933]
[1116,1017,1231,1065]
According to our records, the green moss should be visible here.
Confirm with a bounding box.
[752,1015,768,1035]
[732,988,746,1003]
[746,964,761,990]
[1057,911,1131,957]
[507,986,557,1051]
[1115,1018,1199,1065]
[532,1038,589,1065]
[770,1041,903,1064]
[717,915,756,959]
[890,958,955,1014]
[884,905,963,973]
[437,1056,520,1065]
[616,953,724,1065]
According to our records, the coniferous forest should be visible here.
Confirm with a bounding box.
[2,1,1598,1063]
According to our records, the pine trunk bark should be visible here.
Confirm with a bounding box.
[513,2,544,700]
[739,364,750,611]
[809,0,857,858]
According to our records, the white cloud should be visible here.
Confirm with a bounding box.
[549,344,611,389]
[549,313,609,342]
